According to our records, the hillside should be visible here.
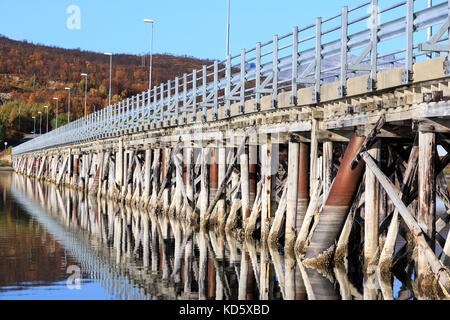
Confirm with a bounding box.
[0,35,212,145]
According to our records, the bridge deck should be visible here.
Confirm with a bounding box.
[12,0,450,155]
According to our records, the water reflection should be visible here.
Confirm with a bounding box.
[2,173,431,300]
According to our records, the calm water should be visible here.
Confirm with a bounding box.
[0,172,446,300]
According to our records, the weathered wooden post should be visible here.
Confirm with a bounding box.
[131,153,143,206]
[417,131,436,281]
[210,147,218,204]
[150,148,161,208]
[116,138,124,191]
[142,148,152,207]
[249,144,258,207]
[107,154,116,199]
[184,145,194,221]
[126,151,137,203]
[173,147,184,217]
[285,135,300,250]
[310,117,319,196]
[297,143,310,236]
[323,141,333,204]
[261,134,278,242]
[162,147,171,214]
[216,145,227,228]
[72,155,79,190]
[66,149,72,186]
[199,147,210,228]
[365,139,380,269]
[240,143,251,228]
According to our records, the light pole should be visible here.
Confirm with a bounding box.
[65,87,71,123]
[38,111,42,136]
[226,0,231,58]
[104,53,113,106]
[4,142,7,152]
[53,97,59,129]
[144,19,154,91]
[44,105,48,133]
[32,116,36,138]
[81,73,88,118]
[427,0,433,59]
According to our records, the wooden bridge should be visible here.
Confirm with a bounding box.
[10,0,450,297]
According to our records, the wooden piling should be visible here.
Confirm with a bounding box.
[418,131,437,281]
[184,146,194,222]
[310,118,319,196]
[365,140,380,268]
[297,142,310,237]
[210,147,218,203]
[323,141,333,204]
[200,147,210,228]
[161,148,171,214]
[285,137,300,250]
[116,138,124,189]
[240,144,251,228]
[142,149,152,206]
[150,148,161,208]
[362,151,450,296]
[249,144,258,207]
[261,135,278,242]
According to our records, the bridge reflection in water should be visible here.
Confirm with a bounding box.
[11,173,421,300]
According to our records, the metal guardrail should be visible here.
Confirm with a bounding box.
[12,0,450,155]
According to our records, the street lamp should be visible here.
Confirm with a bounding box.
[81,73,88,118]
[4,142,7,151]
[65,87,71,123]
[226,0,231,58]
[38,111,42,136]
[144,19,154,91]
[32,116,36,138]
[53,97,59,129]
[104,52,113,106]
[44,105,49,133]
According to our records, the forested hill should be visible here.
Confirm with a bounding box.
[0,35,212,145]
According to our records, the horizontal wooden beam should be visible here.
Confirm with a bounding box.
[413,118,450,133]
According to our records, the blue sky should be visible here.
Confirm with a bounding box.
[0,0,369,60]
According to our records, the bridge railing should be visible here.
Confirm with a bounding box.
[12,0,450,155]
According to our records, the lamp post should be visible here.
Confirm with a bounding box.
[144,19,154,91]
[38,111,42,136]
[53,97,59,130]
[4,142,7,151]
[226,0,231,58]
[44,105,48,133]
[427,0,433,59]
[32,116,36,138]
[81,73,88,118]
[104,53,113,106]
[65,87,71,123]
